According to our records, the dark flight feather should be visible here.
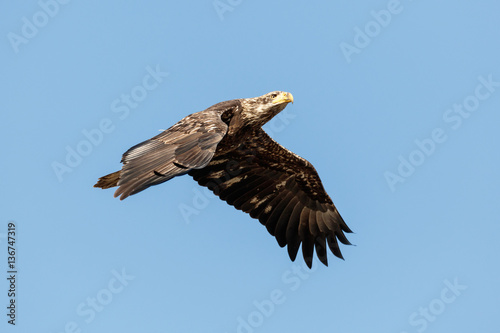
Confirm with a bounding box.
[189,128,352,268]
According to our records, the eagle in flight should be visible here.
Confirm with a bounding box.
[94,91,352,268]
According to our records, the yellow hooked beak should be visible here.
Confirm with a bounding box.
[272,92,294,104]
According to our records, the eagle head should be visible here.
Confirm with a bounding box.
[240,91,294,127]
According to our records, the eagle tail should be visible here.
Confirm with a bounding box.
[94,171,121,189]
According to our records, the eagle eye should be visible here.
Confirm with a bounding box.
[270,93,278,99]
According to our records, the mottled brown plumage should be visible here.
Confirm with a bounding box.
[94,91,352,268]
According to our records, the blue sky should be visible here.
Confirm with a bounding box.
[1,1,499,332]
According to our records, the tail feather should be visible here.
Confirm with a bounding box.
[94,171,121,189]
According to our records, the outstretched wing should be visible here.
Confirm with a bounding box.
[189,128,352,268]
[113,111,228,200]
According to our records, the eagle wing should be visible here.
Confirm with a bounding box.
[113,111,228,200]
[189,128,352,268]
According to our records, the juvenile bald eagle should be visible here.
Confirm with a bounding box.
[94,91,352,268]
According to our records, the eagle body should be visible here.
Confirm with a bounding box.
[95,91,352,268]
